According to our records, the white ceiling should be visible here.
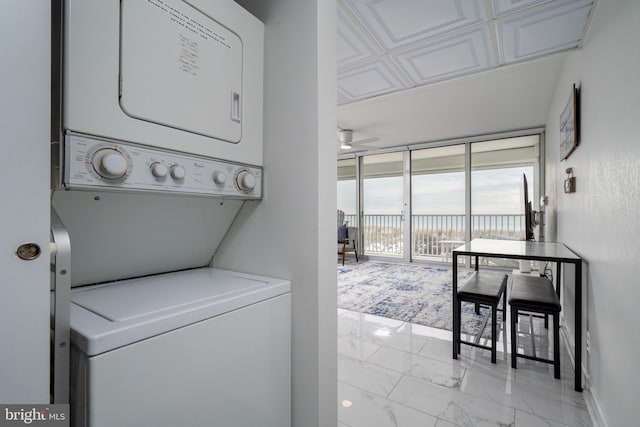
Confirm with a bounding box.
[336,0,595,153]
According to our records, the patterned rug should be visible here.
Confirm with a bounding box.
[337,261,501,335]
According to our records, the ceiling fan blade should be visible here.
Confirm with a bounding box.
[352,137,379,146]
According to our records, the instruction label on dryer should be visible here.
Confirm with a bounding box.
[145,0,237,77]
[178,34,200,76]
[146,0,234,48]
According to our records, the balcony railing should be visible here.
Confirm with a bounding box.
[342,213,525,260]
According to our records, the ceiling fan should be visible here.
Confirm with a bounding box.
[337,128,380,152]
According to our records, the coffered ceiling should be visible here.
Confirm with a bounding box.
[336,0,595,152]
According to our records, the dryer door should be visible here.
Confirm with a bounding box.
[119,0,243,142]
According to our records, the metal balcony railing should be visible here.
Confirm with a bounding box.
[341,213,525,259]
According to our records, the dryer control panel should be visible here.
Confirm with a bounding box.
[62,133,262,199]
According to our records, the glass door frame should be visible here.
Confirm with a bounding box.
[402,152,411,263]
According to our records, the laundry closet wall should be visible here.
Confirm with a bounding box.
[215,1,337,426]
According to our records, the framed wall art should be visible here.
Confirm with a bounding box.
[560,84,579,161]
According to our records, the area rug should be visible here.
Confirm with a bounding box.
[337,261,500,335]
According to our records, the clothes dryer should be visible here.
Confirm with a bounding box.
[59,0,263,166]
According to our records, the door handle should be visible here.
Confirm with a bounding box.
[16,243,41,260]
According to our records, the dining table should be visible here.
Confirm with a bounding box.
[451,238,583,392]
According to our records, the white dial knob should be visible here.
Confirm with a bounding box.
[92,149,128,179]
[212,170,227,185]
[170,165,186,180]
[236,170,256,191]
[150,162,168,178]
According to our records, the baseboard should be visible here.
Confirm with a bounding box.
[560,319,609,427]
[583,385,609,427]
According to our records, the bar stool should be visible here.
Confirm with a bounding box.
[509,275,562,379]
[455,271,507,363]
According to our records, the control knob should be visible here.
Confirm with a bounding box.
[212,170,227,186]
[92,148,128,179]
[236,170,256,192]
[150,162,168,178]
[170,165,186,180]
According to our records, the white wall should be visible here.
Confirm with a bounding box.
[217,1,337,426]
[544,1,640,425]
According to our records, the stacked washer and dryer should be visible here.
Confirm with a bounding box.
[51,1,290,426]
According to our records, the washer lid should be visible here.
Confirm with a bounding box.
[70,267,291,356]
[72,268,268,322]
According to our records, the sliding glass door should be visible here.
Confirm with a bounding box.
[411,145,466,262]
[337,158,357,226]
[361,152,404,258]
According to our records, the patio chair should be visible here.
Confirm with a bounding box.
[337,210,358,265]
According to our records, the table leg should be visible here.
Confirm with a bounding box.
[574,260,583,392]
[452,254,458,359]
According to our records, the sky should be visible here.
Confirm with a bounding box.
[337,166,533,215]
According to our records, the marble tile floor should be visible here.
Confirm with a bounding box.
[337,308,593,427]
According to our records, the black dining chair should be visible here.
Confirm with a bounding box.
[455,271,508,363]
[509,274,562,379]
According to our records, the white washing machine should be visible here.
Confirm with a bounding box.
[51,135,291,426]
[69,268,291,427]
